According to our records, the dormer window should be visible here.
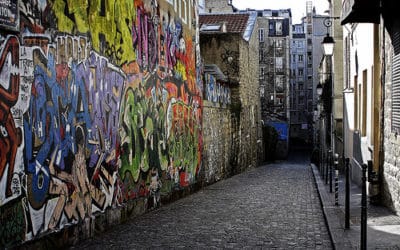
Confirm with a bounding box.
[200,24,221,32]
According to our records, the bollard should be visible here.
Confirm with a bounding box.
[345,158,350,229]
[334,153,339,206]
[361,163,368,249]
[329,153,334,193]
[326,149,331,184]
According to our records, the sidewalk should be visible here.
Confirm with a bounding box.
[311,163,400,249]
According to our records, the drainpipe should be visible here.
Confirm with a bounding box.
[377,16,385,204]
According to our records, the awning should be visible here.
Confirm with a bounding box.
[204,64,228,83]
[341,0,380,25]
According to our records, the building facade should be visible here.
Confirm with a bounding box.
[200,0,235,13]
[257,9,291,124]
[199,12,262,174]
[290,23,309,143]
[256,9,292,158]
[341,0,400,211]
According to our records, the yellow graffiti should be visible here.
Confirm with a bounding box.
[174,61,187,81]
[52,0,136,64]
[66,0,89,32]
[53,0,75,32]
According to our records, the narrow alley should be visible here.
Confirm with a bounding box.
[73,148,332,249]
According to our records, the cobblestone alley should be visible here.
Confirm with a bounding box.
[74,149,332,249]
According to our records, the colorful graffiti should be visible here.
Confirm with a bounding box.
[0,36,21,199]
[0,0,202,247]
[204,73,231,106]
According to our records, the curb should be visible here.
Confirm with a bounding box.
[310,163,356,249]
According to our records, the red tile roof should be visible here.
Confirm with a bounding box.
[199,13,250,34]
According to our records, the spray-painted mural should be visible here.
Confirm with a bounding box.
[204,73,231,106]
[0,0,202,247]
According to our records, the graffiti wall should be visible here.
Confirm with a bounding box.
[204,73,231,106]
[0,0,202,247]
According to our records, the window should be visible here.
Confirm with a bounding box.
[259,28,265,42]
[345,36,350,89]
[276,39,283,48]
[276,75,284,92]
[298,41,303,48]
[260,67,265,80]
[362,70,367,136]
[307,25,312,35]
[200,24,221,31]
[276,21,282,35]
[269,22,274,34]
[181,0,187,24]
[298,55,303,62]
[354,75,359,129]
[298,69,303,76]
[276,57,283,69]
[259,50,264,62]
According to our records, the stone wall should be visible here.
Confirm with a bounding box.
[204,0,234,13]
[238,28,263,170]
[202,100,233,183]
[202,73,232,183]
[382,26,400,213]
[200,27,262,174]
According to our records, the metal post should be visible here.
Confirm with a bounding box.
[361,163,368,250]
[329,153,334,193]
[345,158,350,229]
[326,150,331,184]
[334,153,339,206]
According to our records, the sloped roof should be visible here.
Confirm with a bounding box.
[204,64,228,82]
[199,13,250,34]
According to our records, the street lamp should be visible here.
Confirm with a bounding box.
[316,82,323,96]
[321,17,337,57]
[322,34,335,56]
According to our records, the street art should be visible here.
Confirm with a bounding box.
[221,47,239,78]
[0,36,21,200]
[0,0,202,248]
[204,73,231,105]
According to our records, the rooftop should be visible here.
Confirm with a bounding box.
[199,13,250,34]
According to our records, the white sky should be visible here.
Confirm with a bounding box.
[231,0,329,24]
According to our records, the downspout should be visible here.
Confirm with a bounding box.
[368,21,383,204]
[378,15,385,204]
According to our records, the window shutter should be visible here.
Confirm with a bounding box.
[392,28,400,133]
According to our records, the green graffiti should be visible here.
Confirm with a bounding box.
[120,88,144,182]
[0,200,26,248]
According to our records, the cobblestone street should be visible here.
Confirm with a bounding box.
[74,149,332,249]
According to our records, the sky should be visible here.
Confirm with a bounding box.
[231,0,329,24]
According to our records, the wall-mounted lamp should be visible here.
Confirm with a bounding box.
[322,34,335,56]
[316,83,323,96]
[321,17,339,56]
